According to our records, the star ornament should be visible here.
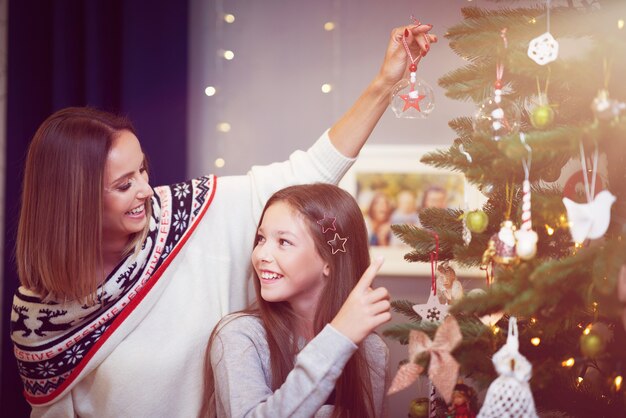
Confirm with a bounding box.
[412,290,449,324]
[316,214,337,233]
[327,233,348,254]
[400,91,426,112]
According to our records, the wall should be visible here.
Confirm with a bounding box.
[189,1,490,416]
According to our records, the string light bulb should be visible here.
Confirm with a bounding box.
[217,122,231,133]
[561,358,575,368]
[577,364,589,385]
[618,19,624,29]
[214,158,225,168]
[324,22,335,31]
[224,14,235,23]
[222,50,235,60]
[615,375,623,391]
[583,324,592,335]
[545,225,554,236]
[204,86,216,97]
[530,337,541,346]
[321,84,333,93]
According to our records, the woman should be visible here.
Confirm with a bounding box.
[10,24,436,417]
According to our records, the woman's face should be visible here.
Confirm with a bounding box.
[251,201,329,317]
[102,130,153,244]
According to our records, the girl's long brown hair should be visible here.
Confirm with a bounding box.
[16,106,151,303]
[202,184,375,418]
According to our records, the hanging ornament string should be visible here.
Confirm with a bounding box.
[495,29,508,90]
[401,25,422,74]
[505,180,515,220]
[579,142,599,203]
[429,231,440,295]
[546,0,551,34]
[484,261,494,287]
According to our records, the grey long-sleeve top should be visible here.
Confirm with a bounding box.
[210,314,389,417]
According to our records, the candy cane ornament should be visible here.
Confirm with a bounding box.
[515,134,538,260]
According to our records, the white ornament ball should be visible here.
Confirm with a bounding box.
[515,229,538,260]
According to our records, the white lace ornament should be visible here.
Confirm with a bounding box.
[478,317,539,418]
[527,32,559,65]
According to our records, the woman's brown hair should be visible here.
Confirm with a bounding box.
[16,106,151,303]
[202,183,376,417]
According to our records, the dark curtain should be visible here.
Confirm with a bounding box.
[1,1,189,415]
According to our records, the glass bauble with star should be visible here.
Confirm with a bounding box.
[390,63,435,119]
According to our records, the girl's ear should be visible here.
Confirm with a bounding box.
[323,263,330,277]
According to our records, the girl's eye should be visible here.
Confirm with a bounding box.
[279,239,292,246]
[255,234,266,245]
[139,166,148,175]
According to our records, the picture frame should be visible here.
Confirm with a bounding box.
[339,144,484,277]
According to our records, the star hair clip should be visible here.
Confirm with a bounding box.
[317,214,348,254]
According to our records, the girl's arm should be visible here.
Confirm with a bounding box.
[211,316,358,417]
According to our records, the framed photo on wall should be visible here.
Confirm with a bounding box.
[339,145,484,277]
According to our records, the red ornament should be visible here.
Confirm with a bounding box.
[400,93,426,112]
[494,80,503,90]
[410,63,417,72]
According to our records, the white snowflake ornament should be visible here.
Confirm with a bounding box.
[527,32,559,65]
[413,290,449,324]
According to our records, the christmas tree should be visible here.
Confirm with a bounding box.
[385,1,626,416]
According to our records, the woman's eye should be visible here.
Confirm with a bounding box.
[255,235,266,245]
[279,239,292,246]
[117,182,132,192]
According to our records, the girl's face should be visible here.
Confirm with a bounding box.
[252,201,329,317]
[102,130,153,244]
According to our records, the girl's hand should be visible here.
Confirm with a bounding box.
[330,257,391,344]
[377,24,438,87]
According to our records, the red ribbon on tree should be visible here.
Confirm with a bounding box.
[429,231,440,295]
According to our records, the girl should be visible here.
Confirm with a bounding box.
[11,24,435,417]
[203,184,391,417]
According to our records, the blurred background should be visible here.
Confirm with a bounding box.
[0,0,513,415]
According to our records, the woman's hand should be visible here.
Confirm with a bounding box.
[330,257,391,344]
[377,24,438,87]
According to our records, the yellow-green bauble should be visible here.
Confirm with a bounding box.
[466,210,489,233]
[580,332,606,358]
[409,398,429,418]
[531,105,555,129]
